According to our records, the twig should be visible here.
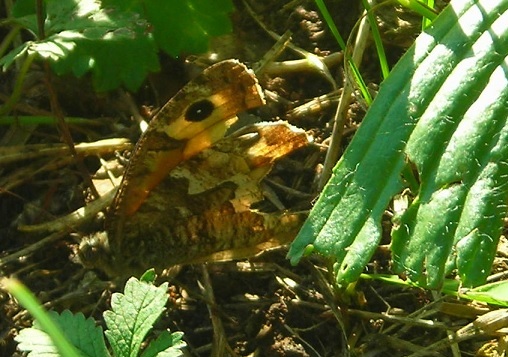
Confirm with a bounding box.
[18,186,117,233]
[0,229,71,267]
[200,264,238,357]
[318,8,371,190]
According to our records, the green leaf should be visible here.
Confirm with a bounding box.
[3,0,160,91]
[16,310,109,357]
[140,269,157,284]
[53,32,159,91]
[104,0,234,56]
[288,0,508,289]
[462,280,508,306]
[15,324,59,356]
[4,277,96,357]
[104,277,169,357]
[141,330,186,357]
[3,0,234,91]
[361,274,508,307]
[145,0,233,56]
[11,0,37,18]
[0,43,28,71]
[392,0,508,288]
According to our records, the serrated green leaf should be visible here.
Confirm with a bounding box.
[141,330,186,357]
[4,0,159,91]
[57,311,110,357]
[104,277,169,357]
[15,326,59,356]
[288,0,508,289]
[16,310,109,357]
[44,0,102,34]
[4,278,81,357]
[4,0,234,91]
[53,32,159,91]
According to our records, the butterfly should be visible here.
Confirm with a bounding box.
[79,60,310,277]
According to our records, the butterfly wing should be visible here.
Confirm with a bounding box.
[107,122,310,276]
[112,60,264,221]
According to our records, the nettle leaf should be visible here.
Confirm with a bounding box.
[104,277,169,357]
[288,0,508,289]
[15,310,109,357]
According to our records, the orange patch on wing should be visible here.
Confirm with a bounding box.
[122,118,235,216]
[122,149,184,216]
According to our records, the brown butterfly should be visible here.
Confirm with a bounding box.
[79,60,310,277]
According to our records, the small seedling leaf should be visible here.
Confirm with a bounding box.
[104,277,169,357]
[140,269,157,284]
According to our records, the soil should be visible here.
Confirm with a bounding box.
[1,0,507,356]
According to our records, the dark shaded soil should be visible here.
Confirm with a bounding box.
[1,1,507,356]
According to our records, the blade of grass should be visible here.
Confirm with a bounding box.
[422,0,436,28]
[362,0,390,80]
[314,0,346,49]
[398,0,438,21]
[0,116,102,126]
[315,0,372,105]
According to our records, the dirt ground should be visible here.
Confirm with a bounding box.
[1,0,507,356]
